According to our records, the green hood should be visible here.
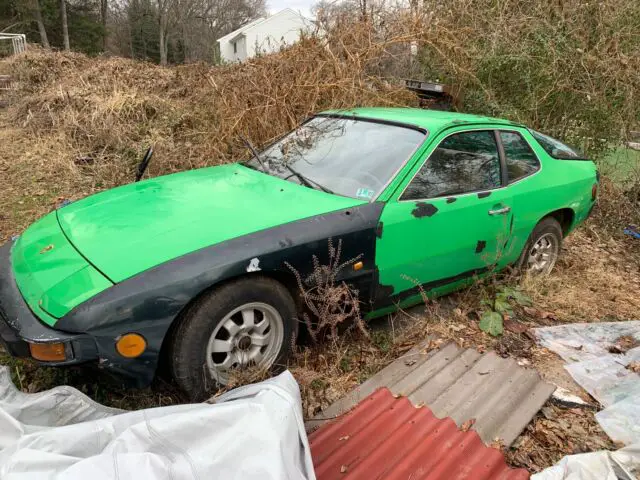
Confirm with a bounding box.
[13,164,363,324]
[57,163,364,283]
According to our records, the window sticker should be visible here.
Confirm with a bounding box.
[356,188,375,199]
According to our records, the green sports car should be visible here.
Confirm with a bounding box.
[0,108,597,399]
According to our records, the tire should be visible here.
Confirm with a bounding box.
[169,276,298,401]
[517,217,563,275]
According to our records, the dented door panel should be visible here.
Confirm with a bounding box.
[373,190,512,308]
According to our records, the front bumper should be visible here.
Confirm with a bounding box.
[0,241,98,365]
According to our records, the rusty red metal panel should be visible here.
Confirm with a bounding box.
[310,388,529,480]
[307,342,554,447]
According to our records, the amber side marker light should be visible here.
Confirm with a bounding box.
[29,342,66,362]
[116,333,147,358]
[353,261,364,271]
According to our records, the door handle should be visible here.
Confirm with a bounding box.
[488,206,511,216]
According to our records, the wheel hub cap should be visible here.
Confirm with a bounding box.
[526,233,559,275]
[205,302,285,385]
[237,335,252,351]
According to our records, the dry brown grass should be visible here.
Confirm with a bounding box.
[523,228,640,322]
[0,34,416,240]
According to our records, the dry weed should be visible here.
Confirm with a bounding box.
[286,238,368,342]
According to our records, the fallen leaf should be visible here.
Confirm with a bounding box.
[340,465,348,473]
[504,319,529,334]
[404,359,417,366]
[540,311,557,320]
[489,438,505,450]
[609,335,639,354]
[627,361,640,373]
[339,435,350,441]
[461,418,476,432]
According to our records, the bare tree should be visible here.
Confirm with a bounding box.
[107,0,266,64]
[101,0,108,50]
[60,0,70,50]
[156,0,176,65]
[32,0,50,47]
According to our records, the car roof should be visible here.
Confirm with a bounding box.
[318,107,523,134]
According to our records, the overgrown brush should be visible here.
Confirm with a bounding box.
[1,4,638,238]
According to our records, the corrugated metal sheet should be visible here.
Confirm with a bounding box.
[310,387,530,480]
[307,342,555,446]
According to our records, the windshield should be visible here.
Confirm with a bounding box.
[246,116,426,200]
[530,130,587,160]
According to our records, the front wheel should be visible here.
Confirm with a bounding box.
[517,217,563,275]
[169,277,298,400]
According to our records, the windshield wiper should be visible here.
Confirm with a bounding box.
[240,134,333,194]
[239,134,267,172]
[283,164,334,194]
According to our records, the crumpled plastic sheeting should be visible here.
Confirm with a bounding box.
[0,367,124,429]
[595,394,640,446]
[564,351,640,407]
[534,321,640,364]
[531,443,640,480]
[0,367,315,480]
[534,322,640,445]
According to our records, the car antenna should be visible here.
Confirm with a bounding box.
[239,134,267,172]
[135,146,154,182]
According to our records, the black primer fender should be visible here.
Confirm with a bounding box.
[57,202,385,386]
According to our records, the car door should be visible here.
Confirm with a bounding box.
[373,128,513,309]
[495,128,543,265]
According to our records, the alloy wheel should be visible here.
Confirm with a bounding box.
[526,233,559,275]
[205,302,284,385]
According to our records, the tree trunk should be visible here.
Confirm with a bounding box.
[100,0,108,51]
[159,19,167,65]
[33,0,50,48]
[60,0,70,51]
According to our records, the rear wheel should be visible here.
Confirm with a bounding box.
[518,217,563,275]
[170,277,298,400]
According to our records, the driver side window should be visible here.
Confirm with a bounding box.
[401,130,501,201]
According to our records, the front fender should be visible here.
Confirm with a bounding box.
[56,202,384,385]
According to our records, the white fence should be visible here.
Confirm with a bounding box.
[0,33,27,56]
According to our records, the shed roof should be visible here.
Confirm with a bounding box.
[217,8,305,44]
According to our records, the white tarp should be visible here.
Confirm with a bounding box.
[534,321,640,445]
[0,367,315,480]
[531,443,640,480]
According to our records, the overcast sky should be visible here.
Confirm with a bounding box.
[268,0,315,17]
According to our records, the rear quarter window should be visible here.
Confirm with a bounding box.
[500,131,540,183]
[530,130,588,160]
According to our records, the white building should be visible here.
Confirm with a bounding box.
[217,9,311,63]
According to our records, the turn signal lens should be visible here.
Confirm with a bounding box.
[115,333,147,358]
[591,183,598,201]
[29,342,66,362]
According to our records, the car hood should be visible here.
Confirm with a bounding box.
[57,163,365,283]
